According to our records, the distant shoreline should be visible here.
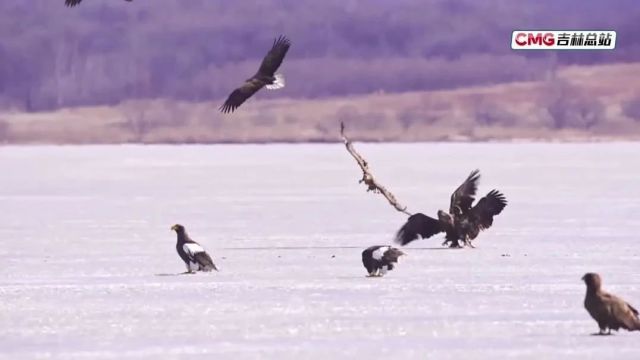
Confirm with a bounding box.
[2,136,640,146]
[2,63,639,146]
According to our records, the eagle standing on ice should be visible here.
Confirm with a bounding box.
[171,224,218,273]
[219,35,291,113]
[582,272,640,335]
[361,245,405,277]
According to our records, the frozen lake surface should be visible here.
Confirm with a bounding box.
[1,143,639,359]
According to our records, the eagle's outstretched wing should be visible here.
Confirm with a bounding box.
[449,169,480,216]
[219,79,265,114]
[394,213,444,246]
[468,189,507,231]
[257,35,291,77]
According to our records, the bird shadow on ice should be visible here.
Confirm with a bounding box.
[221,246,460,251]
[221,246,362,250]
[154,272,196,277]
[410,247,463,250]
[220,246,464,250]
[335,275,406,280]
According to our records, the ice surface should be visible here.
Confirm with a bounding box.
[1,143,639,359]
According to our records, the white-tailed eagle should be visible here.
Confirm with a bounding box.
[219,35,291,113]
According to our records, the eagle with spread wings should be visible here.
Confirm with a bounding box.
[394,169,507,248]
[219,35,291,113]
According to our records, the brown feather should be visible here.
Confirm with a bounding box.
[469,189,508,230]
[449,169,480,216]
[394,213,444,246]
[257,35,291,77]
[219,79,266,114]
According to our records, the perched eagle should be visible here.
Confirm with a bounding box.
[394,169,507,248]
[361,245,405,277]
[65,0,132,7]
[219,35,291,113]
[170,224,218,273]
[582,273,640,335]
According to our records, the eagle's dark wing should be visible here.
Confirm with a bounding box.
[394,213,444,246]
[193,251,218,272]
[219,79,265,113]
[449,169,480,216]
[603,293,640,331]
[257,35,291,77]
[468,189,507,231]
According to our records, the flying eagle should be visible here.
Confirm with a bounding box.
[65,0,132,7]
[219,35,291,113]
[361,245,405,277]
[171,224,218,273]
[583,273,640,335]
[394,169,507,248]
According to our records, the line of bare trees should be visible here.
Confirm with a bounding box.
[0,0,638,112]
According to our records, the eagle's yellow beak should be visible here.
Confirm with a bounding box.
[170,225,177,231]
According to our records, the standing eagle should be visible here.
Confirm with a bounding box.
[219,35,291,113]
[582,273,640,335]
[361,245,405,277]
[394,169,507,248]
[171,224,218,273]
[65,0,132,7]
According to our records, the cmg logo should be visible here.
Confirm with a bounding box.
[511,30,616,50]
[514,32,555,47]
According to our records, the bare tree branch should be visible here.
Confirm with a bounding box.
[340,121,412,216]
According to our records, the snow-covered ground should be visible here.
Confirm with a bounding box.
[1,143,639,359]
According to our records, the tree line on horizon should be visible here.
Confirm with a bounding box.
[0,0,638,112]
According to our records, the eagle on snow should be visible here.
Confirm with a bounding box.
[171,224,218,273]
[361,245,405,277]
[582,272,640,335]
